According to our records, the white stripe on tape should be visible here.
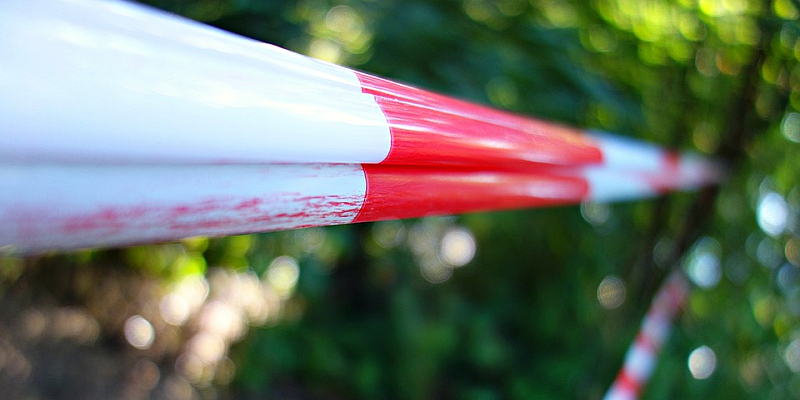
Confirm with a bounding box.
[583,167,658,202]
[604,387,636,400]
[0,164,367,251]
[623,344,656,383]
[589,132,665,171]
[0,0,391,164]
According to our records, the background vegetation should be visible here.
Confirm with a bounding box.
[1,0,799,399]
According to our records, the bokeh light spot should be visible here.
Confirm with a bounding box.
[775,0,800,20]
[133,359,160,390]
[757,237,783,268]
[20,309,46,340]
[200,300,245,341]
[587,25,618,52]
[124,315,155,350]
[685,237,722,289]
[653,237,675,268]
[738,354,764,388]
[692,121,720,153]
[326,6,363,36]
[408,221,439,256]
[308,38,342,63]
[162,375,198,400]
[51,308,100,344]
[752,294,778,328]
[695,47,719,77]
[175,353,206,385]
[688,345,717,379]
[462,0,508,29]
[420,255,453,284]
[597,275,626,309]
[787,291,800,317]
[783,112,800,143]
[777,263,799,294]
[678,13,705,41]
[160,293,190,326]
[786,238,800,266]
[293,228,326,254]
[541,1,578,27]
[372,220,406,249]
[580,202,611,227]
[439,227,476,267]
[214,358,236,385]
[784,337,800,372]
[757,192,788,237]
[267,256,300,298]
[485,76,519,108]
[187,331,226,365]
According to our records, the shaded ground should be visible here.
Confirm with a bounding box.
[0,255,235,400]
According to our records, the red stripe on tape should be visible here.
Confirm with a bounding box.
[634,332,659,354]
[353,165,589,223]
[355,72,604,168]
[643,151,683,194]
[616,369,642,396]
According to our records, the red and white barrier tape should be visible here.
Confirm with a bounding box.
[0,163,714,252]
[1,0,716,171]
[0,0,722,252]
[603,271,691,400]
